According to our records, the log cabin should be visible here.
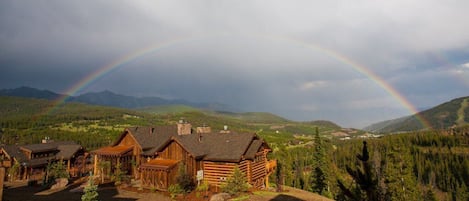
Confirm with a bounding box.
[0,139,89,182]
[92,122,277,191]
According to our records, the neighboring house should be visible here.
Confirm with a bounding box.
[0,139,89,182]
[92,122,277,191]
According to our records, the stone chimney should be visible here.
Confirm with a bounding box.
[196,124,211,134]
[177,119,192,135]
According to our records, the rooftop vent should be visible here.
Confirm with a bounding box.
[220,125,230,134]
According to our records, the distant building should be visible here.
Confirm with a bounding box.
[92,122,277,191]
[0,139,89,182]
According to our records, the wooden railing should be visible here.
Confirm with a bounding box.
[266,160,277,175]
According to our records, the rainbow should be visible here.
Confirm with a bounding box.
[260,35,432,129]
[45,33,432,129]
[45,37,199,116]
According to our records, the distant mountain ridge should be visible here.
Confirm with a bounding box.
[0,86,61,100]
[364,96,469,133]
[0,86,236,112]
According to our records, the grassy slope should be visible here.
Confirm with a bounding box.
[136,104,200,114]
[0,96,351,149]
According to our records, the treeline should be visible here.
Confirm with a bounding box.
[0,128,118,150]
[333,131,469,201]
[0,96,166,150]
[271,129,469,200]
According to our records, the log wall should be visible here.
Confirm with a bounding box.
[158,141,197,180]
[202,150,270,188]
[202,161,236,186]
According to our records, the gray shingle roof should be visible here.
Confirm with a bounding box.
[21,141,77,153]
[116,126,177,150]
[1,141,82,167]
[174,132,258,162]
[244,139,263,160]
[1,145,27,163]
[56,144,83,160]
[116,125,270,162]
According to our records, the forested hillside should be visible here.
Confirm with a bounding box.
[365,96,469,133]
[0,96,166,150]
[0,96,343,149]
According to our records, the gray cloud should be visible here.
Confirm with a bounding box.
[1,0,469,128]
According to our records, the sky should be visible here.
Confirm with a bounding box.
[1,0,469,128]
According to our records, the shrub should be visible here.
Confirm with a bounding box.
[112,162,125,186]
[47,160,69,183]
[176,163,194,193]
[81,176,99,201]
[221,166,249,195]
[168,184,184,199]
[196,181,209,192]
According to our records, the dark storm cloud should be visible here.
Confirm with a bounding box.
[1,0,469,127]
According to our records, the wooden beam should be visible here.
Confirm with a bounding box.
[0,168,4,201]
[93,155,98,176]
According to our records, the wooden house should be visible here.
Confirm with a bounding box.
[92,122,276,191]
[0,140,89,182]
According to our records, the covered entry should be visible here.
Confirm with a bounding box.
[92,145,134,178]
[140,159,179,191]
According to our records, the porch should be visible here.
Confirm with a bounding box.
[91,145,135,181]
[140,159,179,191]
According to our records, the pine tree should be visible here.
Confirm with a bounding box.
[337,141,380,201]
[312,127,329,195]
[221,166,249,195]
[382,145,420,201]
[82,176,99,201]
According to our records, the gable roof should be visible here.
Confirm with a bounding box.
[182,132,255,162]
[1,145,27,163]
[114,126,177,150]
[244,139,264,160]
[159,132,265,162]
[56,144,83,160]
[20,141,78,153]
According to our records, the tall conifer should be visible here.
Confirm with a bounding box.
[312,127,328,195]
[337,141,380,201]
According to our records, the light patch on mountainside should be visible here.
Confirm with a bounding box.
[457,98,468,126]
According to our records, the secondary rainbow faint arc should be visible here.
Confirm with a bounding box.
[50,34,432,129]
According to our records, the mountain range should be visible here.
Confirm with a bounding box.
[0,86,236,112]
[1,86,468,133]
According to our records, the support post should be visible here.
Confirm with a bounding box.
[93,155,98,176]
[0,167,5,201]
